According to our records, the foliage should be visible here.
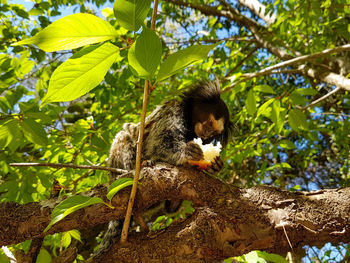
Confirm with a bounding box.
[0,0,349,261]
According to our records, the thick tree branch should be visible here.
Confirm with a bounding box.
[1,164,350,262]
[237,0,276,25]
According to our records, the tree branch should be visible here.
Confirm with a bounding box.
[304,86,341,109]
[1,164,350,262]
[165,0,350,92]
[241,44,350,80]
[237,0,276,25]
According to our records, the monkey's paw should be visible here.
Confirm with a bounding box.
[141,160,155,167]
[185,141,204,161]
[206,156,224,173]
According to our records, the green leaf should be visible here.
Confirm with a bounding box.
[279,139,295,149]
[156,43,219,82]
[44,195,104,232]
[69,230,82,243]
[246,89,257,116]
[21,118,48,146]
[36,249,52,263]
[0,119,18,149]
[271,100,285,133]
[128,27,162,79]
[62,232,72,248]
[42,43,120,105]
[114,0,152,31]
[107,177,134,201]
[254,85,276,94]
[13,13,118,52]
[257,251,288,263]
[257,98,274,117]
[288,109,308,131]
[294,88,317,96]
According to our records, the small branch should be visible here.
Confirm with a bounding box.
[165,36,255,46]
[224,44,350,91]
[304,86,341,109]
[120,0,159,244]
[10,162,128,175]
[120,80,150,243]
[225,46,259,78]
[151,0,159,31]
[224,69,301,92]
[257,44,350,76]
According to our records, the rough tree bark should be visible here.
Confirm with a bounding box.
[1,164,349,262]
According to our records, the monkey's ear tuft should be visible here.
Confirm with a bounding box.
[182,79,221,102]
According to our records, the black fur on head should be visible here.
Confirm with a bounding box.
[182,79,221,103]
[182,80,232,147]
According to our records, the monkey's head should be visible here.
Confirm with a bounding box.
[183,80,231,146]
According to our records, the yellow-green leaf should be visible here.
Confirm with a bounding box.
[41,43,120,105]
[13,13,118,52]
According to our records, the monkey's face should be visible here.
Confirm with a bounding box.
[194,113,225,140]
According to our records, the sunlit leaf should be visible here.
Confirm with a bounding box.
[114,0,152,31]
[0,119,18,149]
[246,89,257,116]
[21,118,48,146]
[44,195,104,232]
[156,43,219,82]
[254,84,276,94]
[288,109,308,131]
[42,43,120,105]
[279,139,295,149]
[257,98,274,117]
[128,27,162,79]
[13,13,118,52]
[107,177,134,201]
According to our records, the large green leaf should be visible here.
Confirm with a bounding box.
[128,27,162,79]
[156,43,219,82]
[44,195,104,232]
[0,119,19,149]
[271,99,286,133]
[253,84,276,94]
[288,109,309,131]
[245,89,257,116]
[41,43,120,105]
[114,0,152,31]
[107,177,134,201]
[21,118,48,146]
[13,13,118,52]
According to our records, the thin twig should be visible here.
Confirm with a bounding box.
[10,162,128,174]
[120,0,159,244]
[303,86,341,109]
[225,45,259,78]
[120,82,150,244]
[223,69,301,93]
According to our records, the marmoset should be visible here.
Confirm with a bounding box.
[98,80,231,254]
[108,80,231,171]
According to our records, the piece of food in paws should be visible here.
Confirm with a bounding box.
[188,138,222,169]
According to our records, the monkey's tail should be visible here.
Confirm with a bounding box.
[87,220,122,261]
